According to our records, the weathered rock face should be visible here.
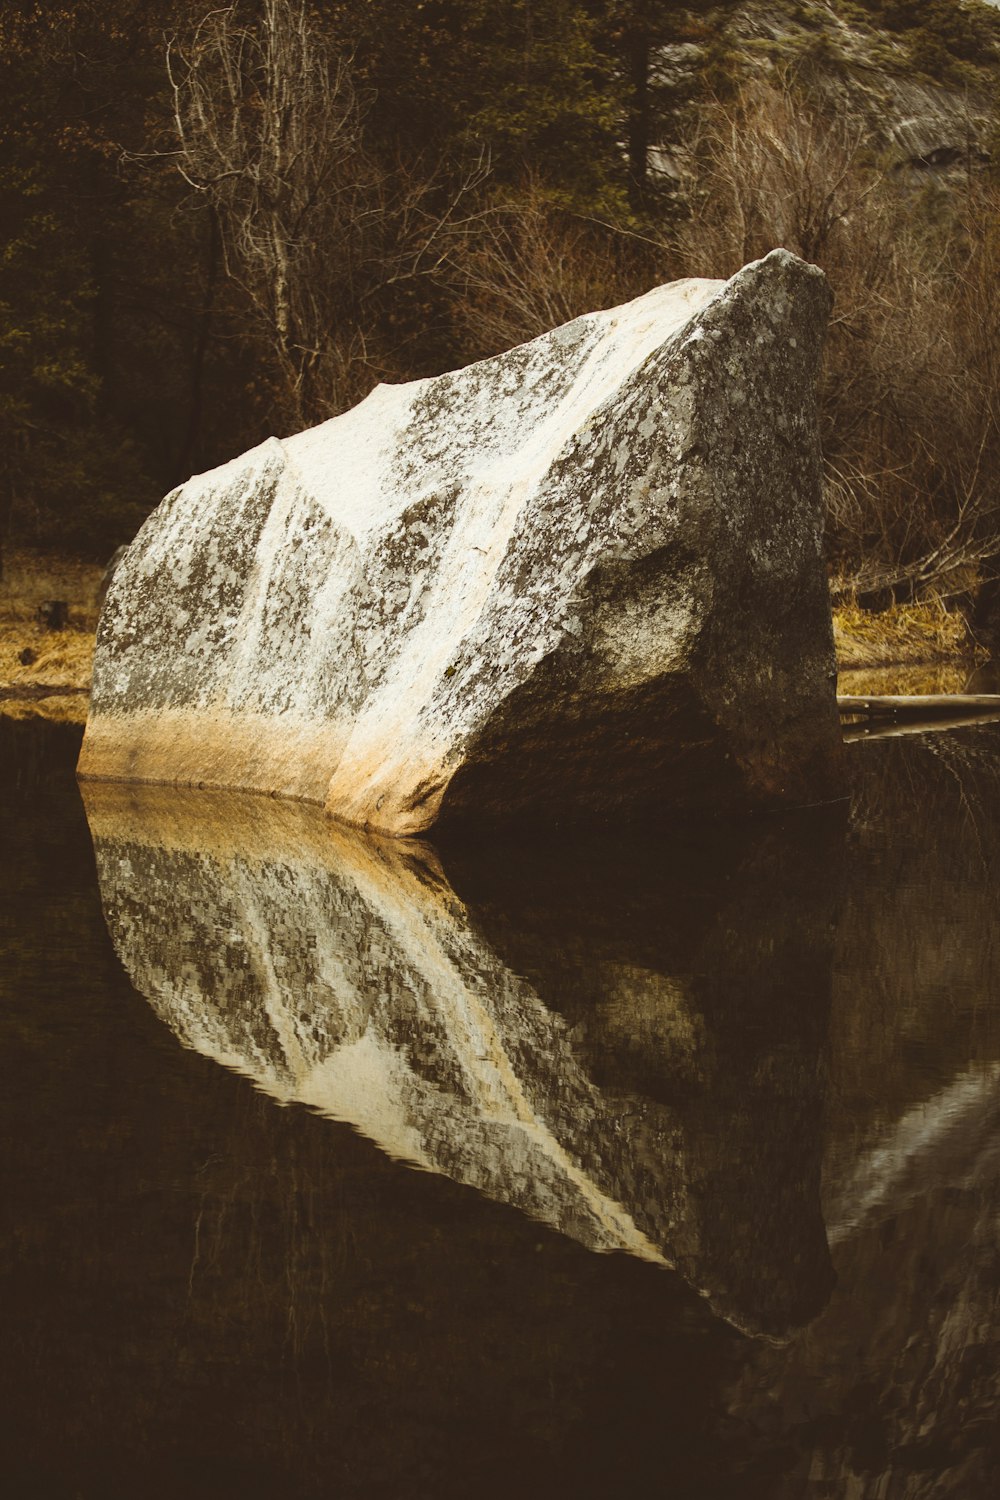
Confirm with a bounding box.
[649,3,999,187]
[78,248,843,835]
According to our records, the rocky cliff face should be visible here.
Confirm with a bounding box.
[78,249,842,833]
[651,2,1000,189]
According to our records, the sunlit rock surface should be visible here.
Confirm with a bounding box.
[83,781,842,1338]
[78,249,842,834]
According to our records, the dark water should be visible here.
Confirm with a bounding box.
[3,714,1000,1499]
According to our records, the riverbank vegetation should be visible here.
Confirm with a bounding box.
[833,594,984,669]
[2,1,999,657]
[0,551,99,704]
[0,549,96,720]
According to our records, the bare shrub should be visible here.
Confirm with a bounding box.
[448,175,668,357]
[672,76,1000,603]
[675,75,879,271]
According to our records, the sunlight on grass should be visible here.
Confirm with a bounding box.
[832,596,981,672]
[1,550,102,701]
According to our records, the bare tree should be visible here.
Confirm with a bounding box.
[449,174,663,357]
[167,0,486,426]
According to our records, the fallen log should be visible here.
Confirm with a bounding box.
[838,693,1000,720]
[843,708,1000,742]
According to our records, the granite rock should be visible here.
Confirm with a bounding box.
[79,249,843,834]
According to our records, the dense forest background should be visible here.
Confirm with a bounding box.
[2,0,999,607]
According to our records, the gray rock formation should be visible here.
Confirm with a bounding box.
[648,3,999,186]
[78,249,843,835]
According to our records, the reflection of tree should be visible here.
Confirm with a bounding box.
[827,725,1000,1184]
[922,728,1000,866]
[833,726,1000,1128]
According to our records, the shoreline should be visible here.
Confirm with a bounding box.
[1,551,993,722]
[2,647,992,727]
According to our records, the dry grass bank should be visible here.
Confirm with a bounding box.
[831,597,982,673]
[0,550,101,721]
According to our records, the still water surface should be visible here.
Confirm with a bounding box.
[2,713,1000,1498]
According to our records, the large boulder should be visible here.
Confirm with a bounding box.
[78,248,843,835]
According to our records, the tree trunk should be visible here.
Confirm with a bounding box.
[177,208,220,479]
[625,23,651,212]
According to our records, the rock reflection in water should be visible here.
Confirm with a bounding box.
[82,783,845,1339]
